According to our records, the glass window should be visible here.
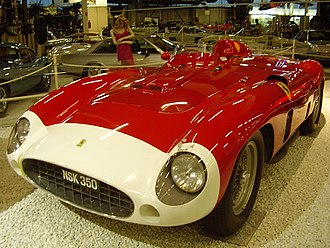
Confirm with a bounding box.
[0,48,19,61]
[93,40,117,53]
[19,48,36,63]
[146,37,176,52]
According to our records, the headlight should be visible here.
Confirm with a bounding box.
[7,118,30,154]
[156,152,207,205]
[171,153,206,193]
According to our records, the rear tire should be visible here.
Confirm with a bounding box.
[300,82,323,134]
[82,64,103,77]
[0,85,9,117]
[203,131,264,237]
[37,75,51,92]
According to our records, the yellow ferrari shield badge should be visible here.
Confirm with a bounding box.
[276,81,291,101]
[77,139,87,147]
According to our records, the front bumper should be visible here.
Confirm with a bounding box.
[7,111,220,226]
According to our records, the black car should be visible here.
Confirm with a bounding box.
[0,43,51,116]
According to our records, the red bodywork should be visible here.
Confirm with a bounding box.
[30,40,324,202]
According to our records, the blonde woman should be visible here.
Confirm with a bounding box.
[110,16,135,65]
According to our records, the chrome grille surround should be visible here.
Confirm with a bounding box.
[22,159,134,218]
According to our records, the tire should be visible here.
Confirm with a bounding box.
[82,64,103,77]
[203,131,264,237]
[37,75,51,92]
[0,85,9,117]
[300,82,324,134]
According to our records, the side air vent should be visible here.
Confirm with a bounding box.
[131,84,163,91]
[284,109,293,142]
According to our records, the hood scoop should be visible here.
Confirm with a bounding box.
[130,67,206,93]
[131,83,162,92]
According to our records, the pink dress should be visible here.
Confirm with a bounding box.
[115,29,134,65]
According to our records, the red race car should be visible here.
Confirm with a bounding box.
[6,40,324,237]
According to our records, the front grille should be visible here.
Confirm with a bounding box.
[22,159,134,218]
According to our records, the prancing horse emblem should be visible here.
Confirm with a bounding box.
[77,139,87,147]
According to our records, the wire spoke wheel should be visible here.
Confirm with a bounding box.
[202,131,263,237]
[88,67,101,76]
[232,140,258,216]
[300,82,323,134]
[312,87,321,124]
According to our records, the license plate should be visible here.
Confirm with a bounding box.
[62,169,99,190]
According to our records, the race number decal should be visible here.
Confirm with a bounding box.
[276,81,291,101]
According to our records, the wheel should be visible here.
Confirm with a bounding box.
[82,64,103,77]
[0,85,9,117]
[203,131,264,236]
[37,75,51,92]
[300,82,323,134]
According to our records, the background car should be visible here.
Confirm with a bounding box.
[293,30,330,61]
[48,42,92,63]
[0,43,50,117]
[163,25,212,44]
[164,20,187,32]
[47,32,104,64]
[59,34,179,76]
[264,30,330,61]
[70,32,103,44]
[6,40,324,237]
[45,30,72,51]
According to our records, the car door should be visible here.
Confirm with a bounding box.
[87,37,160,66]
[89,39,139,66]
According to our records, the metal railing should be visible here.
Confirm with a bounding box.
[0,56,165,106]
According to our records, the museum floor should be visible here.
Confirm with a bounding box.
[0,72,329,248]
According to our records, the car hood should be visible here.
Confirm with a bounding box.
[29,58,272,152]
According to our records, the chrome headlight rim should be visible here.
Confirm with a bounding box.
[155,151,208,206]
[170,152,207,194]
[7,117,30,154]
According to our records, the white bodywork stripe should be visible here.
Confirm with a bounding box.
[7,111,220,226]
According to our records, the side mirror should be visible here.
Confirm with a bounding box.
[161,51,171,60]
